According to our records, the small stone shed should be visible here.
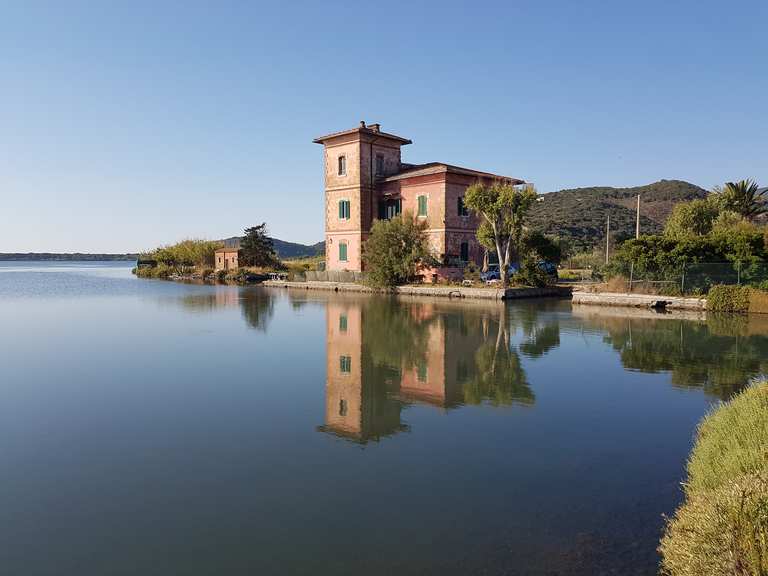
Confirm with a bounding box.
[215,247,239,271]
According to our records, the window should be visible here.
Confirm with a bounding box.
[339,399,347,416]
[339,242,348,262]
[340,355,352,373]
[417,361,428,383]
[339,314,348,332]
[460,241,470,263]
[375,154,384,176]
[338,200,350,220]
[379,199,401,220]
[338,155,346,176]
[457,196,469,217]
[417,195,427,217]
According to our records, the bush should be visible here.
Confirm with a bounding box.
[659,379,768,575]
[512,258,550,287]
[749,288,768,314]
[707,284,751,312]
[362,214,435,289]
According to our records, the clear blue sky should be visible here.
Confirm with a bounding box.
[1,0,766,252]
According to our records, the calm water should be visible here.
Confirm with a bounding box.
[1,262,767,575]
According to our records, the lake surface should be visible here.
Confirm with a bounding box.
[1,262,767,575]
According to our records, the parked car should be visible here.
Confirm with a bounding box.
[479,263,518,282]
[480,261,558,282]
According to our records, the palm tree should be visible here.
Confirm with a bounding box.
[716,179,766,220]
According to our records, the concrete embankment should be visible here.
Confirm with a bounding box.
[571,291,706,311]
[262,280,570,301]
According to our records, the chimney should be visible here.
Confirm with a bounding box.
[369,123,381,133]
[359,120,366,128]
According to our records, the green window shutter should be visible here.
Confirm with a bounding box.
[339,314,348,332]
[339,242,347,262]
[418,195,427,216]
[338,200,343,219]
[340,355,351,373]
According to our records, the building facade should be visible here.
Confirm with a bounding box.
[314,122,524,280]
[214,246,239,271]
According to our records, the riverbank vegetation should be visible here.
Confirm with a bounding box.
[659,378,768,575]
[564,178,768,297]
[134,239,222,279]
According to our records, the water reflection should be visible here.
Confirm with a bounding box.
[171,287,276,332]
[317,297,561,443]
[169,288,768,430]
[308,296,768,443]
[572,307,768,400]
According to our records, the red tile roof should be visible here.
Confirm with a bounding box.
[382,162,523,183]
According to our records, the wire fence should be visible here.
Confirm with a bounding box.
[611,261,768,295]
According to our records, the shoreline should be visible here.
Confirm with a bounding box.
[261,279,571,301]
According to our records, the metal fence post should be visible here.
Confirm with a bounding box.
[681,263,685,294]
[629,261,634,293]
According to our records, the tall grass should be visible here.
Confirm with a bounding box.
[142,239,222,268]
[659,378,768,575]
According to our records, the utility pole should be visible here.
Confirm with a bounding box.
[605,214,611,265]
[635,194,641,239]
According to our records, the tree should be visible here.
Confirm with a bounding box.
[362,213,435,288]
[712,179,766,220]
[664,198,721,238]
[240,223,279,268]
[464,182,537,287]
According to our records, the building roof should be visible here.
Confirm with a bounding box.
[215,246,240,253]
[381,162,524,184]
[313,122,412,145]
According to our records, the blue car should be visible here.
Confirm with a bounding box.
[480,262,558,282]
[479,263,518,282]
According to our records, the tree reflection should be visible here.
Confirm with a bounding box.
[582,311,768,400]
[320,298,568,442]
[240,289,275,332]
[169,287,275,333]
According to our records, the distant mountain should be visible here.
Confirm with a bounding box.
[222,237,324,259]
[528,179,709,249]
[0,253,138,261]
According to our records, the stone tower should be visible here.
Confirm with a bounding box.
[313,122,411,272]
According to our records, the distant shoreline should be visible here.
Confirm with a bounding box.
[0,253,138,261]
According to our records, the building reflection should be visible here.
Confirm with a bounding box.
[318,297,558,443]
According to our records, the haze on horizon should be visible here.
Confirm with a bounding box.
[1,0,766,253]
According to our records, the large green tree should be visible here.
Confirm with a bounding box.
[240,223,279,268]
[712,179,766,220]
[362,213,435,288]
[464,182,537,287]
[664,197,722,238]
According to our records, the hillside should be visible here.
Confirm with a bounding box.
[529,179,708,249]
[222,237,324,259]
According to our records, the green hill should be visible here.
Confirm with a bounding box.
[222,236,324,259]
[529,179,708,249]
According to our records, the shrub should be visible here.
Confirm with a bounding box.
[141,239,222,268]
[512,258,550,287]
[707,284,751,313]
[659,379,768,576]
[749,288,768,314]
[463,262,482,283]
[362,214,435,289]
[660,473,768,576]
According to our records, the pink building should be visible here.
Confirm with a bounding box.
[314,122,524,281]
